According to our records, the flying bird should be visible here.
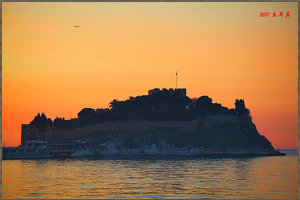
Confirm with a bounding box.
[74,25,80,28]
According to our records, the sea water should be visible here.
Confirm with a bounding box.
[2,149,298,199]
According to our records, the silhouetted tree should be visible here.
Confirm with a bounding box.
[78,108,96,125]
[78,108,96,119]
[95,108,112,122]
[30,113,52,132]
[30,113,52,139]
[194,96,213,115]
[109,99,119,109]
[53,117,66,129]
[235,99,250,116]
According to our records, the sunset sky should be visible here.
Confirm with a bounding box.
[3,2,298,149]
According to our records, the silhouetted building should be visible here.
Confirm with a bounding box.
[148,88,186,96]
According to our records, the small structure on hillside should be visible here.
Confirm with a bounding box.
[148,88,187,97]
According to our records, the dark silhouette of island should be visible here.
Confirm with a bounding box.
[30,90,249,130]
[21,88,283,156]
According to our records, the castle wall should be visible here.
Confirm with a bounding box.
[148,88,186,96]
[45,119,199,143]
[199,115,239,128]
[21,114,252,144]
[21,124,38,146]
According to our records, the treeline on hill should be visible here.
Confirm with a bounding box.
[30,92,250,132]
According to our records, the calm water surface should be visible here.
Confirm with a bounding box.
[3,150,298,199]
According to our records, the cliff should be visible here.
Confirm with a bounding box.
[84,114,275,154]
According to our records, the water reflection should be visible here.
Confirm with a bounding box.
[3,154,298,199]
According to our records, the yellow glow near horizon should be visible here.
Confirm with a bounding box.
[3,2,298,149]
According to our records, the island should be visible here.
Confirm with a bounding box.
[15,88,284,158]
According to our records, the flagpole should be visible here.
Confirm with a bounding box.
[176,71,178,89]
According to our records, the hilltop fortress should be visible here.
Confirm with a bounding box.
[20,88,278,155]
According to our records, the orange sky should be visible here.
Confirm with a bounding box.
[3,2,298,149]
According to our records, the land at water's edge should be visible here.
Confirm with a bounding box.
[18,114,286,157]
